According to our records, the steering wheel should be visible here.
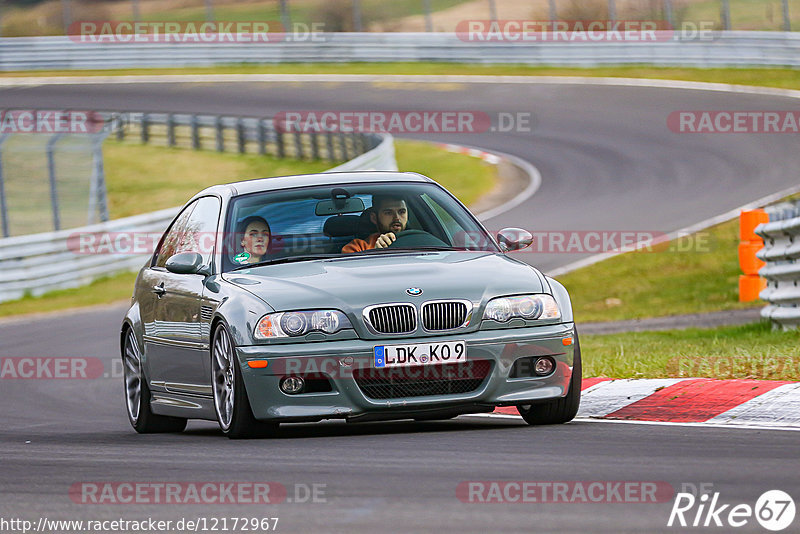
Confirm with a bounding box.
[388,229,449,248]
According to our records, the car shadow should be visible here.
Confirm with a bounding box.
[181,416,527,440]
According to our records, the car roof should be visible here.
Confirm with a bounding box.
[192,171,435,201]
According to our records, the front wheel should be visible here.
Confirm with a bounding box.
[211,324,277,439]
[516,330,582,425]
[122,327,187,433]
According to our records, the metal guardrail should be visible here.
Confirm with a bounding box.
[3,32,800,70]
[757,200,800,329]
[0,112,397,303]
[103,111,380,162]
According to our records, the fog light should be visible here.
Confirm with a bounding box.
[533,357,555,376]
[280,376,305,394]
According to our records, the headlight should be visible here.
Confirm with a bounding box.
[255,310,352,339]
[483,294,560,322]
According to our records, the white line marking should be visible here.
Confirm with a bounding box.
[463,413,800,432]
[548,182,800,276]
[3,73,800,102]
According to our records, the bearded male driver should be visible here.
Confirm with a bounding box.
[342,196,408,253]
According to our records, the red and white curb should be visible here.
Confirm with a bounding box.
[435,143,502,165]
[486,378,800,430]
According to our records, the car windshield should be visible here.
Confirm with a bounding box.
[222,181,499,272]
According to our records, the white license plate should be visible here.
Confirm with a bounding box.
[374,340,466,368]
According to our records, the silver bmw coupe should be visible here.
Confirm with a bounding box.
[121,171,580,438]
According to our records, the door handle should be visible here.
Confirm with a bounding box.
[152,283,166,296]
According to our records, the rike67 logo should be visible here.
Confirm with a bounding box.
[668,485,795,531]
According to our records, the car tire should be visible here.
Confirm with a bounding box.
[516,330,582,425]
[123,327,187,433]
[212,323,277,439]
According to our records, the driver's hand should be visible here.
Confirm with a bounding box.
[375,232,396,249]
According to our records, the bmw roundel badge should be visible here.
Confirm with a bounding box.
[406,287,423,296]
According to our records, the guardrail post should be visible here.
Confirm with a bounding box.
[353,0,363,32]
[310,131,321,160]
[423,0,433,32]
[339,132,350,161]
[664,0,674,28]
[215,116,224,152]
[548,0,557,21]
[166,114,176,147]
[0,135,9,237]
[488,0,497,22]
[293,131,305,159]
[61,0,72,35]
[204,0,214,22]
[782,0,791,31]
[276,130,286,159]
[279,0,291,30]
[739,209,768,301]
[46,134,63,232]
[140,113,149,144]
[116,118,125,141]
[325,131,335,161]
[257,120,267,155]
[237,118,246,154]
[608,0,616,22]
[191,114,200,150]
[721,0,731,30]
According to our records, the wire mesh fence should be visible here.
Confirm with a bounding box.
[0,131,108,238]
[0,109,380,239]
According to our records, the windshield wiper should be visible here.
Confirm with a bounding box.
[230,254,340,270]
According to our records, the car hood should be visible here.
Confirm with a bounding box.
[222,251,547,312]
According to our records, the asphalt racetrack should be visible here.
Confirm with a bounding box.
[1,79,799,532]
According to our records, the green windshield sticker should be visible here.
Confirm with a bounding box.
[233,252,251,264]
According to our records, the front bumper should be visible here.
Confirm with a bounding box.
[236,322,576,422]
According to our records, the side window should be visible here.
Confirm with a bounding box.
[182,196,222,265]
[153,197,221,268]
[154,204,196,269]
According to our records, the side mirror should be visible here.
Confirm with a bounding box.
[165,252,210,275]
[497,228,533,252]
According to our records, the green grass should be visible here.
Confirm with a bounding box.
[0,271,138,319]
[102,138,494,219]
[6,64,800,91]
[0,138,496,317]
[582,321,800,380]
[103,139,330,218]
[395,140,495,207]
[559,218,760,324]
